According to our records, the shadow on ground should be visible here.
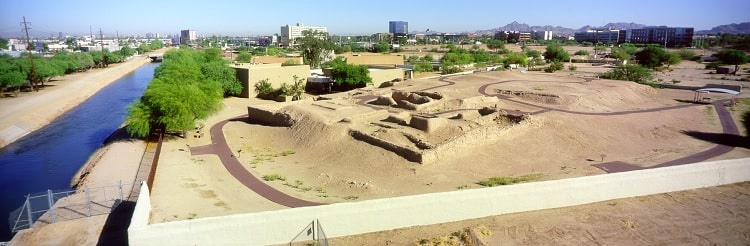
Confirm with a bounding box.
[682,130,750,149]
[96,200,135,246]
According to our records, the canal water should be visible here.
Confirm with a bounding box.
[0,62,158,241]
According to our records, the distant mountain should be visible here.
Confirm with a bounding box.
[697,22,750,34]
[577,22,646,32]
[475,21,577,36]
[475,21,647,36]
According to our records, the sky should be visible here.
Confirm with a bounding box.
[1,0,749,38]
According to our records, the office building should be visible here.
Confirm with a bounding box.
[531,30,552,41]
[389,21,408,35]
[494,31,531,42]
[389,21,409,42]
[280,23,328,47]
[627,27,694,47]
[574,28,624,44]
[180,29,197,45]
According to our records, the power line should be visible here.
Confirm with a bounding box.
[21,16,37,91]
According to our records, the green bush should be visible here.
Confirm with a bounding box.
[254,78,274,96]
[599,64,654,84]
[442,66,462,75]
[415,61,434,72]
[544,61,564,73]
[568,65,577,71]
[262,174,286,181]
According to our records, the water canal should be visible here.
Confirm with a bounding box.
[0,62,158,240]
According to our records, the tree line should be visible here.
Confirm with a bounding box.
[0,47,139,97]
[125,48,242,138]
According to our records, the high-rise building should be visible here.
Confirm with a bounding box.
[389,21,408,35]
[280,23,327,47]
[627,27,693,47]
[180,29,197,45]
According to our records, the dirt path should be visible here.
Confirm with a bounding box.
[189,115,324,208]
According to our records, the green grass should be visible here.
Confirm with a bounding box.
[280,150,295,156]
[477,174,542,187]
[343,195,359,200]
[262,174,286,181]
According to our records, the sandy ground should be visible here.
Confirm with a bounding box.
[4,50,167,245]
[148,60,750,244]
[7,48,749,244]
[331,181,750,245]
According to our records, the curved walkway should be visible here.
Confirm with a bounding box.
[466,76,741,172]
[189,115,324,208]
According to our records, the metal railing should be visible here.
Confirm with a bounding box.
[289,219,328,246]
[8,181,128,233]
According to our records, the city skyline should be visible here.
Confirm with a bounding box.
[1,0,749,38]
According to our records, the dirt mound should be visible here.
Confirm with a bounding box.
[277,104,350,148]
[565,81,657,112]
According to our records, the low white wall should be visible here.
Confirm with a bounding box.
[129,158,750,245]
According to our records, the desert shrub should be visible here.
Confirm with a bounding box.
[676,49,697,60]
[568,65,577,71]
[415,61,434,72]
[477,174,541,187]
[544,61,564,73]
[705,62,722,70]
[262,174,286,181]
[442,66,462,74]
[282,59,299,66]
[254,78,274,96]
[599,64,654,84]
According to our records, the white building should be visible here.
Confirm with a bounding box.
[532,30,553,41]
[280,23,327,47]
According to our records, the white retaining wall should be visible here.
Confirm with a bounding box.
[128,158,750,246]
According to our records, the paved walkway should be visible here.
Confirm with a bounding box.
[189,116,324,208]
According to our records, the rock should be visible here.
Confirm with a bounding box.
[372,96,397,106]
[407,93,431,104]
[392,91,409,102]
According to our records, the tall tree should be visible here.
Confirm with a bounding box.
[715,49,749,73]
[601,64,653,84]
[635,46,669,68]
[0,38,9,50]
[503,53,528,66]
[126,48,225,138]
[297,30,333,68]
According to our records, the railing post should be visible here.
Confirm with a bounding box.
[86,186,91,217]
[47,189,56,223]
[25,195,32,229]
[119,180,124,201]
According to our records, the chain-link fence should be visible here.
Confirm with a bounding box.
[289,219,328,246]
[8,181,128,233]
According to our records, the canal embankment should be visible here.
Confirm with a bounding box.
[0,51,164,149]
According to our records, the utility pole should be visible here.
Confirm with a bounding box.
[99,28,106,67]
[21,16,37,91]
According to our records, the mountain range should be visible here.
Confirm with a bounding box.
[467,21,750,36]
